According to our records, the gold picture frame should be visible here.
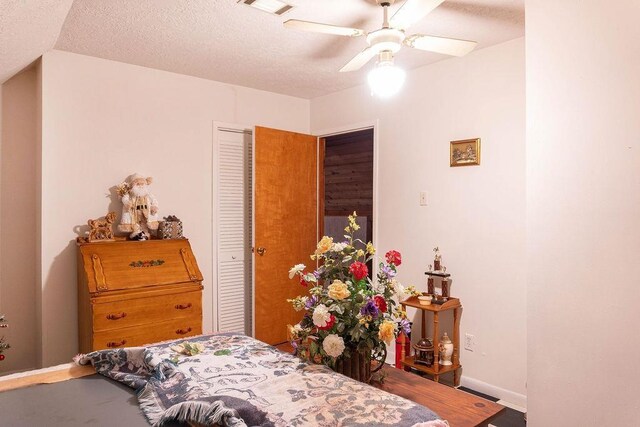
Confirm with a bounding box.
[450,138,481,167]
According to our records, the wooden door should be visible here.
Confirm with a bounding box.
[254,126,317,345]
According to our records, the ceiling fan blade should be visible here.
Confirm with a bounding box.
[339,48,378,72]
[284,19,365,37]
[389,0,446,29]
[405,34,477,56]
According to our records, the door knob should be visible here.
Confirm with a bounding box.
[256,247,266,256]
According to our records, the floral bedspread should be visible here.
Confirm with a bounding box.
[78,333,443,427]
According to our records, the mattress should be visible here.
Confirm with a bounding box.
[0,374,147,426]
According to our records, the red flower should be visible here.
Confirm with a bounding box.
[300,277,309,287]
[317,314,336,330]
[385,250,402,266]
[349,261,369,281]
[374,295,388,313]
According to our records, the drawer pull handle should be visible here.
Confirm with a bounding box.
[106,340,127,348]
[176,327,192,335]
[175,303,192,310]
[106,312,127,320]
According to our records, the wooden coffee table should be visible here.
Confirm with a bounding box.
[374,366,505,427]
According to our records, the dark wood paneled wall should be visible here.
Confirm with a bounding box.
[323,128,374,242]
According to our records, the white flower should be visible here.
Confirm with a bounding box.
[288,263,306,279]
[393,279,407,299]
[323,334,345,358]
[302,272,317,283]
[312,304,331,328]
[331,242,347,252]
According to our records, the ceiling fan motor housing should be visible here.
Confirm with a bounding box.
[366,28,405,54]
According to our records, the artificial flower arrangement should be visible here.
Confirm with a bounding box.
[287,212,419,379]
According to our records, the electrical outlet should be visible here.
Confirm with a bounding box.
[464,333,475,351]
[419,191,428,206]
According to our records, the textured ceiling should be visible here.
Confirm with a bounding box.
[0,0,74,83]
[2,0,524,98]
[55,0,524,98]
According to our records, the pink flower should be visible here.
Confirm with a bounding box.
[385,250,402,266]
[349,261,369,281]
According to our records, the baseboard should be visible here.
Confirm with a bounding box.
[460,375,527,410]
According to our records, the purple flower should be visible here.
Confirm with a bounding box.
[304,295,318,311]
[381,265,396,278]
[399,318,412,335]
[360,299,379,319]
[313,270,321,280]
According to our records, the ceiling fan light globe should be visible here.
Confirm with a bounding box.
[368,62,405,98]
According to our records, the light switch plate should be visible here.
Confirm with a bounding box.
[465,333,475,351]
[420,191,427,206]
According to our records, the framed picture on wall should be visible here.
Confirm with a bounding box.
[450,138,481,167]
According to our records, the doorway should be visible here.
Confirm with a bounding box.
[320,128,375,255]
[214,125,374,345]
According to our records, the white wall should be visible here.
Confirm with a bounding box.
[0,68,39,373]
[526,1,640,424]
[0,81,2,369]
[38,50,310,366]
[311,38,526,405]
[0,82,2,306]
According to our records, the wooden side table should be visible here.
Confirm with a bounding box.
[400,296,462,386]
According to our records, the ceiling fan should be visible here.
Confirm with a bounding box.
[284,0,478,74]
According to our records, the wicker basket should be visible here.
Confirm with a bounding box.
[333,347,386,384]
[335,349,371,382]
[296,342,386,384]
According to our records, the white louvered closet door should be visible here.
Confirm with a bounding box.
[216,129,252,335]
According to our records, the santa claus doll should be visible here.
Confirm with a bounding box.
[117,174,159,240]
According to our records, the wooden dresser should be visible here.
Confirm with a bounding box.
[77,239,203,353]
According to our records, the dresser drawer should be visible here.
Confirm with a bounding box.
[92,315,201,351]
[92,289,201,332]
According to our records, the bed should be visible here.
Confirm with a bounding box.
[0,333,504,426]
[77,332,446,426]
